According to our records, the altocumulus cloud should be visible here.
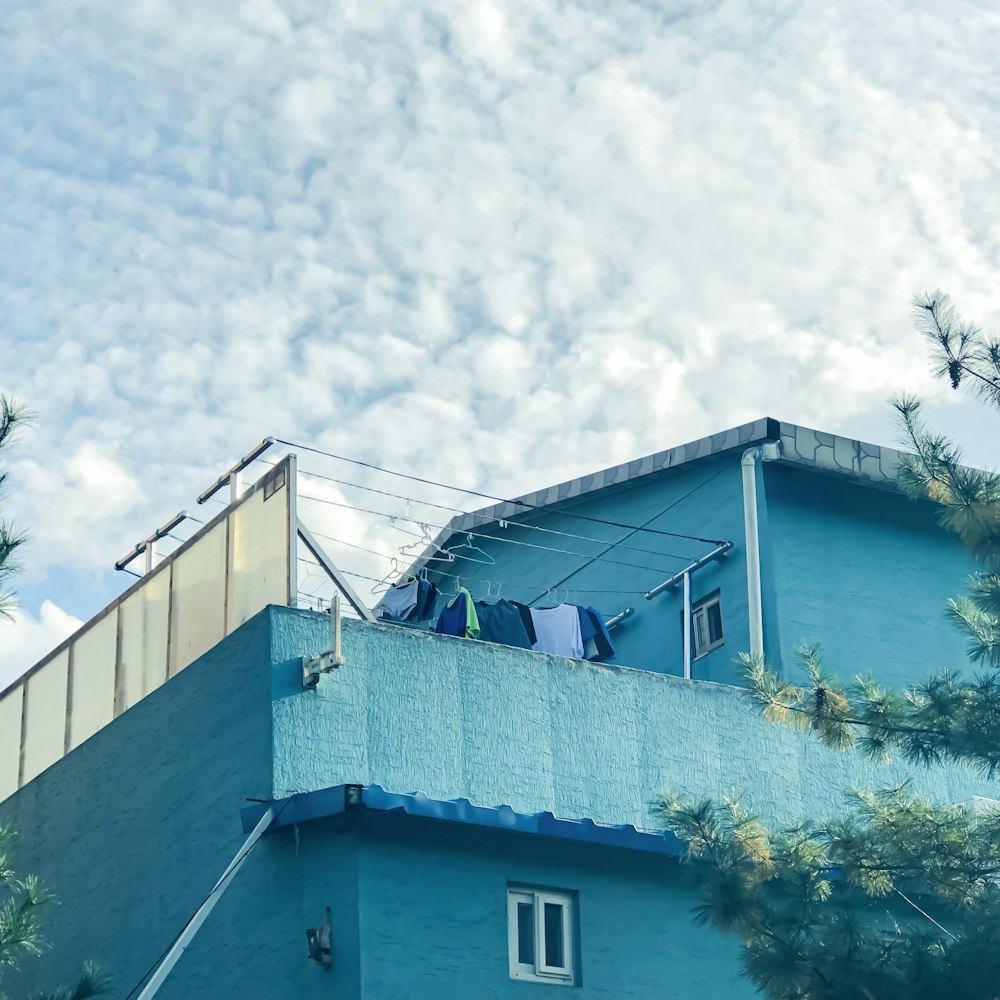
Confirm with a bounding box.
[1,0,999,673]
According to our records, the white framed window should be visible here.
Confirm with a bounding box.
[507,886,576,985]
[689,590,724,660]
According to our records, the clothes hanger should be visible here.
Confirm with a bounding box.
[398,523,456,563]
[444,533,496,566]
[371,558,402,596]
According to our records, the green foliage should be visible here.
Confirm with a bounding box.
[656,295,1000,998]
[742,648,1000,776]
[0,396,31,620]
[0,824,51,971]
[0,403,107,998]
[0,826,108,1000]
[656,788,1000,999]
[27,963,111,1000]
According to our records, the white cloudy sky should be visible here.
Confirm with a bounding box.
[2,0,999,684]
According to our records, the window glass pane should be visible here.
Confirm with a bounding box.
[169,522,226,676]
[694,609,710,652]
[543,902,565,969]
[68,611,118,751]
[117,568,169,713]
[0,685,24,799]
[707,601,723,643]
[22,651,69,783]
[517,901,535,965]
[227,478,289,633]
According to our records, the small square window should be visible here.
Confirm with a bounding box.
[507,886,576,985]
[682,590,724,660]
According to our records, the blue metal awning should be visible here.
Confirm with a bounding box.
[241,784,684,858]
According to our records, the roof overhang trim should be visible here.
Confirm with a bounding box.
[240,783,684,858]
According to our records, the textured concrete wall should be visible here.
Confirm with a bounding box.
[0,611,360,1000]
[357,818,753,1000]
[271,609,1000,830]
[764,464,974,688]
[421,456,751,685]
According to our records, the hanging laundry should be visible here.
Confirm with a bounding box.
[435,588,481,639]
[577,606,615,661]
[577,605,598,659]
[474,600,532,649]
[586,606,615,660]
[373,577,419,622]
[529,604,584,659]
[509,601,537,645]
[413,579,439,621]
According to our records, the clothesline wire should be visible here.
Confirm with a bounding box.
[520,464,729,606]
[296,555,648,598]
[292,465,703,563]
[319,516,686,576]
[273,437,726,546]
[297,494,695,574]
[295,590,366,620]
[304,523,679,594]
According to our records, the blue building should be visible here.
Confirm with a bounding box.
[0,418,991,998]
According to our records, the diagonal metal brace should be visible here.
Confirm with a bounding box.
[297,518,376,622]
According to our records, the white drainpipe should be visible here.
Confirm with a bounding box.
[741,442,781,658]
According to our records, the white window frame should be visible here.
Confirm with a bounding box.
[507,886,576,985]
[690,590,724,660]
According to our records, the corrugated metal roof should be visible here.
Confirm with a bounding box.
[241,783,684,858]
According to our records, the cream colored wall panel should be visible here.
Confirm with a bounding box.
[117,568,169,713]
[0,685,24,798]
[169,522,226,676]
[227,479,289,632]
[68,611,118,751]
[22,651,68,783]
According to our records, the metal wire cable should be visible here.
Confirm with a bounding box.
[294,465,702,562]
[296,555,647,598]
[298,494,692,574]
[274,438,726,545]
[120,796,298,1000]
[519,465,729,606]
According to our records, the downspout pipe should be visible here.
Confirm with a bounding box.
[741,441,781,659]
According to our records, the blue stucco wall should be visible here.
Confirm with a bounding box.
[415,449,978,692]
[0,611,360,1000]
[423,456,751,685]
[4,588,997,1000]
[356,818,753,1000]
[273,609,1000,831]
[764,464,974,688]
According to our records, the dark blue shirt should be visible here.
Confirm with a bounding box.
[474,600,533,649]
[435,591,468,637]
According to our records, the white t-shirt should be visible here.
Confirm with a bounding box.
[529,604,584,659]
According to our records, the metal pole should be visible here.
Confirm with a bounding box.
[197,437,275,506]
[643,542,732,601]
[683,571,692,680]
[297,519,376,622]
[741,449,764,658]
[136,806,275,1000]
[145,541,156,575]
[604,607,634,630]
[332,593,341,662]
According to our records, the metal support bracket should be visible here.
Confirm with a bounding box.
[643,541,733,600]
[303,595,344,689]
[297,518,377,623]
[605,607,635,630]
[115,511,189,575]
[196,437,275,506]
[135,804,276,999]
